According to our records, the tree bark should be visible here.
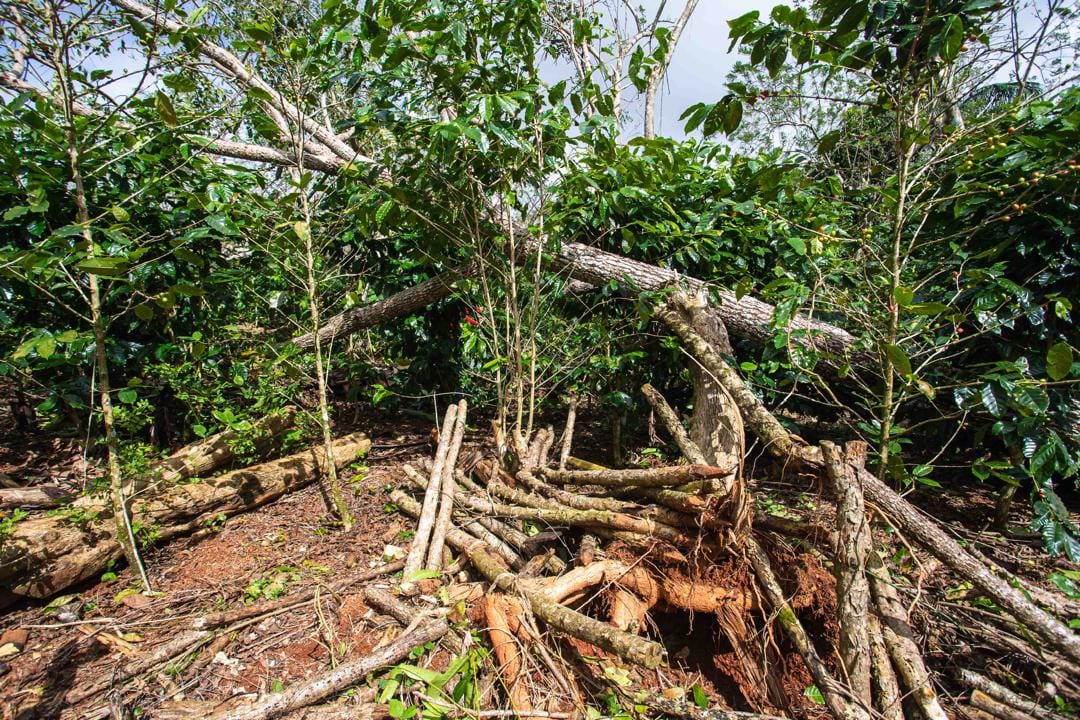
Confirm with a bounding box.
[0,433,370,604]
[539,464,732,488]
[821,441,872,706]
[0,485,72,510]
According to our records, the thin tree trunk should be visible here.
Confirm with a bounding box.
[51,27,150,593]
[643,0,701,139]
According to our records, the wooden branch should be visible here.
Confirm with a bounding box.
[389,490,665,668]
[443,490,691,545]
[821,440,872,706]
[113,0,372,168]
[427,400,468,571]
[970,689,1038,720]
[640,383,707,464]
[867,614,903,720]
[558,396,578,470]
[194,560,404,630]
[866,550,949,720]
[539,464,732,488]
[744,538,869,720]
[401,403,457,590]
[857,464,1080,666]
[212,619,448,719]
[956,669,1068,720]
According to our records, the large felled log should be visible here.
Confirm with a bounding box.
[0,433,370,603]
[150,407,297,488]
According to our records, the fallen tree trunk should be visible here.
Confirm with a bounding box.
[150,407,297,489]
[0,433,370,604]
[0,485,72,510]
[295,240,866,372]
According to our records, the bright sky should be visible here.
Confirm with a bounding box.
[537,0,778,138]
[645,0,777,137]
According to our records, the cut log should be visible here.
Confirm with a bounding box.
[558,396,578,470]
[0,485,72,510]
[0,433,370,604]
[539,464,733,488]
[150,407,297,488]
[401,403,457,590]
[426,399,468,571]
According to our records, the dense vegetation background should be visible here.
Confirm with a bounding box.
[0,0,1077,570]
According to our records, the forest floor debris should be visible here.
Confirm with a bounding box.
[0,409,1077,720]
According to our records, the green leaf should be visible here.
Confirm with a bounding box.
[893,286,913,306]
[206,214,239,236]
[906,302,950,315]
[939,15,964,62]
[110,206,130,222]
[981,384,1001,417]
[155,92,179,128]
[1046,342,1073,381]
[118,388,138,404]
[691,684,709,709]
[36,336,56,359]
[885,343,912,378]
[803,685,824,705]
[77,257,130,277]
[404,569,441,583]
[3,206,29,221]
[134,304,154,321]
[817,130,842,154]
[243,22,274,43]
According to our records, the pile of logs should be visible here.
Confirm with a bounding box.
[373,297,1080,720]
